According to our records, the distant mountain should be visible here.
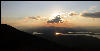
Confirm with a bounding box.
[1,24,74,51]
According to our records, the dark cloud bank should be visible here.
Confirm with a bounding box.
[81,12,100,18]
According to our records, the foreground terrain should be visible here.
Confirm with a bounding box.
[1,24,100,51]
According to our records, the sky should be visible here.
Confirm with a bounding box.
[1,1,100,28]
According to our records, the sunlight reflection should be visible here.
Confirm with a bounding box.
[55,32,64,35]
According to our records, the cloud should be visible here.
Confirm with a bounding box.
[24,16,49,21]
[11,16,47,27]
[28,17,38,20]
[68,11,78,16]
[24,16,41,20]
[69,13,78,16]
[47,15,64,23]
[81,12,100,18]
[88,6,96,10]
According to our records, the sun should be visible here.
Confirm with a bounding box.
[49,12,61,20]
[53,13,60,17]
[49,13,59,20]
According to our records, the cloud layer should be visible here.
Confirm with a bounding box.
[88,6,96,10]
[24,16,41,20]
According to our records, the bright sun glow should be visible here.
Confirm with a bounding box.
[53,13,60,17]
[49,13,59,20]
[49,12,65,22]
[49,17,55,20]
[50,12,63,20]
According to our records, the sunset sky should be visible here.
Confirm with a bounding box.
[1,1,100,28]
